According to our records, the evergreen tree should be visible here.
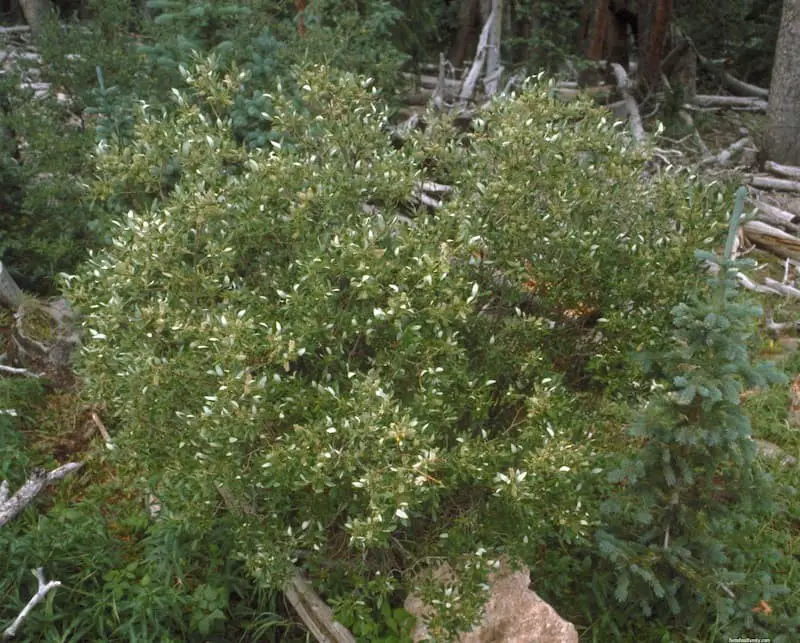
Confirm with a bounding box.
[596,187,788,626]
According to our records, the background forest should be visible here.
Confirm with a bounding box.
[1,1,799,641]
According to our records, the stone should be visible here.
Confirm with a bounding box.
[405,558,579,643]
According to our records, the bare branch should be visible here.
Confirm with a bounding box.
[0,463,84,528]
[2,568,62,641]
[0,365,43,378]
[610,63,646,145]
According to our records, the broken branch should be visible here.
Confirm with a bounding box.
[610,63,646,144]
[0,463,84,528]
[2,568,62,641]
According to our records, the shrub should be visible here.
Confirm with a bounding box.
[68,61,731,636]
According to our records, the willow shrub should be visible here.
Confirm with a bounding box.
[68,62,730,636]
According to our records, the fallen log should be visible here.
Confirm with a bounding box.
[743,220,800,261]
[697,54,769,99]
[765,161,800,181]
[610,63,645,144]
[691,95,768,110]
[749,199,800,233]
[749,175,800,193]
[285,572,357,643]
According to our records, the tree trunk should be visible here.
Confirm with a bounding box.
[637,0,673,91]
[579,0,610,60]
[764,0,800,165]
[17,0,53,37]
[450,0,480,67]
[294,0,307,37]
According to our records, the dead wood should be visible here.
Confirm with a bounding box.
[743,220,800,261]
[459,3,496,104]
[2,568,62,640]
[610,63,645,144]
[765,161,800,181]
[284,572,357,643]
[691,94,768,110]
[701,136,751,167]
[749,175,800,193]
[0,463,84,528]
[749,199,800,233]
[697,54,769,99]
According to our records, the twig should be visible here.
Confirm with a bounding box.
[2,568,62,640]
[0,365,42,378]
[0,463,84,528]
[90,411,115,449]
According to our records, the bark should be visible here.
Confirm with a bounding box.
[580,0,610,60]
[450,0,480,67]
[294,0,307,37]
[17,0,54,37]
[764,0,800,165]
[636,0,673,91]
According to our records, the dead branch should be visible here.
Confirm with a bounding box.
[701,136,751,167]
[749,175,800,193]
[0,26,31,34]
[765,161,800,181]
[0,463,84,528]
[743,220,800,261]
[749,199,800,233]
[2,568,62,641]
[691,94,768,110]
[284,571,357,643]
[483,0,503,97]
[763,277,800,298]
[0,365,42,378]
[459,4,496,104]
[89,411,115,450]
[610,63,646,144]
[697,54,769,99]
